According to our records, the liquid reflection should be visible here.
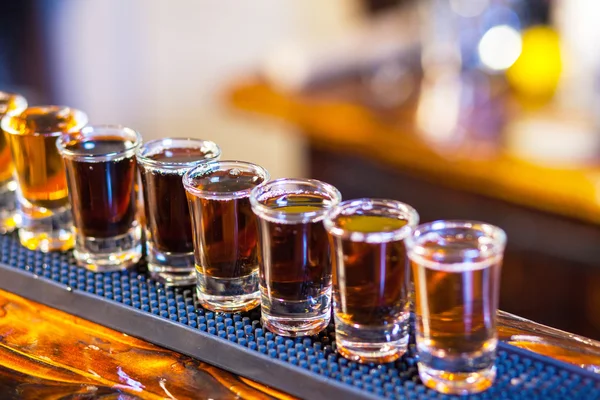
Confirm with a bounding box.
[0,289,293,400]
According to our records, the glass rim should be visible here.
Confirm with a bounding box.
[0,106,88,137]
[183,160,270,200]
[0,92,27,116]
[56,125,142,162]
[405,220,507,268]
[250,178,342,224]
[136,137,221,171]
[323,198,419,243]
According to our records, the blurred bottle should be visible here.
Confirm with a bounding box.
[416,0,528,153]
[553,1,600,122]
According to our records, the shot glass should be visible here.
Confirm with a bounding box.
[250,178,342,337]
[57,125,143,271]
[324,198,419,363]
[2,106,88,252]
[405,220,506,395]
[183,160,269,312]
[137,138,221,286]
[0,92,27,233]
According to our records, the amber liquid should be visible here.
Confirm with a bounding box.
[409,232,500,393]
[258,194,332,301]
[6,108,83,208]
[139,147,214,253]
[332,215,410,326]
[188,170,264,278]
[0,95,26,184]
[0,126,12,183]
[411,247,500,358]
[63,138,137,238]
[8,133,68,208]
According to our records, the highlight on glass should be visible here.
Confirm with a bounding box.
[250,178,342,337]
[405,220,506,395]
[137,138,221,286]
[2,106,88,252]
[57,125,143,271]
[324,198,419,363]
[183,160,269,312]
[0,92,27,234]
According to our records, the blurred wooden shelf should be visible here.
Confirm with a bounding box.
[226,77,600,225]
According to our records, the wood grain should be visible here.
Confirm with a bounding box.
[0,289,294,400]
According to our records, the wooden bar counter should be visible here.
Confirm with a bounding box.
[0,289,599,399]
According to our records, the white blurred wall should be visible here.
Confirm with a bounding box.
[46,0,359,178]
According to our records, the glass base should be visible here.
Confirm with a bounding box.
[73,224,142,272]
[196,269,260,312]
[0,180,17,233]
[146,243,195,286]
[418,363,496,395]
[19,228,74,252]
[18,204,74,252]
[260,287,331,337]
[334,312,409,363]
[416,338,497,394]
[196,287,260,312]
[262,314,329,337]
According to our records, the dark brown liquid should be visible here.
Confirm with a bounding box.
[64,138,137,238]
[257,194,332,301]
[187,169,264,278]
[331,215,409,325]
[139,147,215,253]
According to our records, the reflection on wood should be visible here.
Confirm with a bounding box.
[498,311,600,372]
[0,285,597,399]
[0,289,294,400]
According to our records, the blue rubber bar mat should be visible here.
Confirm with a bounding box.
[0,233,599,400]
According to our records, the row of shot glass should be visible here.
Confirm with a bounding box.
[0,96,506,395]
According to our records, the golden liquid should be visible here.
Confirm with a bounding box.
[410,235,501,394]
[9,133,68,207]
[412,263,499,354]
[0,93,27,183]
[4,107,85,208]
[411,236,501,356]
[335,214,408,232]
[0,133,12,183]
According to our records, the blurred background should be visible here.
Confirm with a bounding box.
[4,0,600,339]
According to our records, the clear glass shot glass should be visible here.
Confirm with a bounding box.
[250,178,342,337]
[137,138,221,286]
[324,198,419,363]
[0,92,27,233]
[57,125,142,271]
[2,106,88,252]
[183,160,269,312]
[405,220,506,395]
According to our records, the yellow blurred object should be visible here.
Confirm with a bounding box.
[507,26,562,101]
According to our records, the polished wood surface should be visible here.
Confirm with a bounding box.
[0,289,293,400]
[0,288,599,399]
[227,78,600,225]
